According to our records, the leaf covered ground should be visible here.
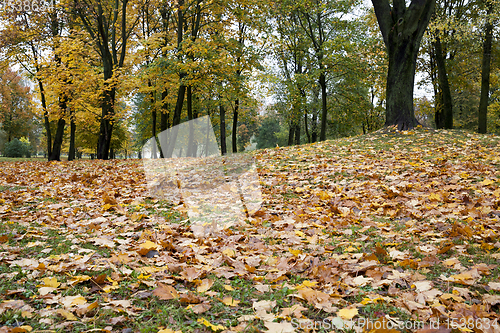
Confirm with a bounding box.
[1,128,500,333]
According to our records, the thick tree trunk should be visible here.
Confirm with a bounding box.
[478,6,493,134]
[97,83,115,160]
[371,0,435,130]
[319,72,327,140]
[97,56,115,160]
[385,39,421,130]
[232,99,239,153]
[50,114,66,161]
[433,35,453,129]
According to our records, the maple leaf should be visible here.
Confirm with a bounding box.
[153,283,179,300]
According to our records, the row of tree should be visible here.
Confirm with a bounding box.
[0,0,497,159]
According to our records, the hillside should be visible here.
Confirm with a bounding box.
[1,128,500,333]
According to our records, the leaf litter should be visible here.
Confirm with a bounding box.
[0,129,499,332]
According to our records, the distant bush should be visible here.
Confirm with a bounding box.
[4,138,30,158]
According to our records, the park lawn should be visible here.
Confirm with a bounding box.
[0,127,500,333]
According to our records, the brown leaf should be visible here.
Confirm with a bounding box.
[153,283,179,300]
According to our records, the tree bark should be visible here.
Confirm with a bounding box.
[288,122,294,146]
[371,0,435,130]
[433,35,453,129]
[294,122,300,145]
[161,88,169,132]
[220,96,227,155]
[68,108,76,161]
[319,72,328,140]
[478,4,493,134]
[39,80,52,159]
[304,111,310,143]
[232,99,239,153]
[50,98,67,161]
[186,85,196,157]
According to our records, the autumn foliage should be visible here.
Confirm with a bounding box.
[0,129,500,332]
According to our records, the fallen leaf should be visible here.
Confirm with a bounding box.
[153,283,179,300]
[337,307,358,320]
[222,296,240,307]
[197,318,226,332]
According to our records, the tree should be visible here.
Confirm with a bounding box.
[256,116,280,149]
[478,0,495,134]
[72,0,138,159]
[371,0,435,130]
[0,69,34,143]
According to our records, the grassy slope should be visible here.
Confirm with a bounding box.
[0,128,499,332]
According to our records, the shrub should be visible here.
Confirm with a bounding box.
[4,138,30,158]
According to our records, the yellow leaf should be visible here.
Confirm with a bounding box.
[196,279,214,293]
[197,318,226,332]
[295,230,305,237]
[345,246,357,252]
[222,296,240,307]
[223,285,234,291]
[41,277,60,288]
[300,280,318,288]
[222,249,236,257]
[158,329,182,333]
[138,273,151,280]
[295,187,305,193]
[56,309,77,321]
[21,311,33,318]
[288,248,302,256]
[428,193,441,201]
[337,307,358,320]
[138,241,160,255]
[68,275,92,286]
[102,203,113,211]
[480,179,495,186]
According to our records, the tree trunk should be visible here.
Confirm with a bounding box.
[478,4,493,134]
[385,40,422,129]
[433,35,453,129]
[220,97,226,155]
[294,122,300,145]
[164,80,186,158]
[50,115,66,161]
[319,72,327,140]
[186,86,195,157]
[288,122,294,146]
[38,80,52,159]
[161,88,169,132]
[304,112,310,143]
[97,81,115,160]
[97,53,115,160]
[68,108,76,161]
[371,0,435,130]
[232,99,239,153]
